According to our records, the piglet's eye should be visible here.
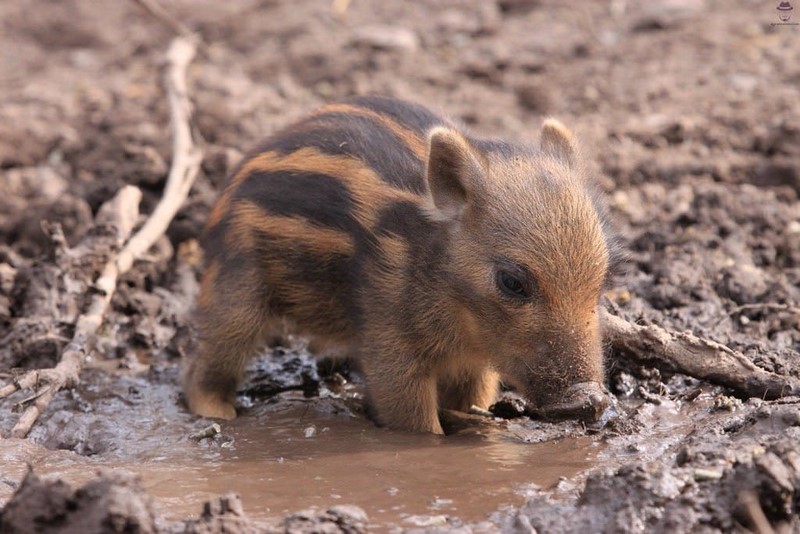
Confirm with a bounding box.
[497,270,530,299]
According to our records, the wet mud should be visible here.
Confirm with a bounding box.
[1,0,799,532]
[1,351,602,529]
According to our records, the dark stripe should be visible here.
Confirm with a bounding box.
[374,200,441,339]
[202,217,230,262]
[229,169,374,329]
[232,170,360,235]
[376,200,449,338]
[344,96,445,134]
[374,200,442,261]
[262,240,357,328]
[197,247,271,318]
[259,113,427,194]
[374,200,512,343]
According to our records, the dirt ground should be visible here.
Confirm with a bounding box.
[1,0,799,532]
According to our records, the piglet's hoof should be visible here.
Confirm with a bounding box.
[187,393,238,420]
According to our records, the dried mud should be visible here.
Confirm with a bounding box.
[1,0,799,532]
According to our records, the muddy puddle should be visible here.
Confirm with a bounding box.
[209,405,598,525]
[0,353,722,530]
[0,389,596,529]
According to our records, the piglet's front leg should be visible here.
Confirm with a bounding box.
[361,354,444,435]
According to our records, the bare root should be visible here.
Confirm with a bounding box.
[601,308,800,400]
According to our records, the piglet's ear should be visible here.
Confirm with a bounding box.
[425,127,485,220]
[540,118,579,168]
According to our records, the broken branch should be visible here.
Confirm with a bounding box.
[117,36,202,274]
[0,186,141,438]
[0,34,202,438]
[601,307,800,400]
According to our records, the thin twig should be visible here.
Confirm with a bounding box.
[0,34,202,438]
[0,190,140,438]
[13,386,52,411]
[116,36,202,274]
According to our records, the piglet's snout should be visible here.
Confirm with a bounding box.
[535,382,609,423]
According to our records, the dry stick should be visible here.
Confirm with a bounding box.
[601,307,800,400]
[0,185,142,435]
[0,186,140,405]
[118,37,202,274]
[0,35,202,438]
[737,491,775,534]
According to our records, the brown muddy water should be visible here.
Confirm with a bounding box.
[0,393,595,529]
[0,355,713,531]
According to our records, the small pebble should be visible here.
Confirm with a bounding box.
[189,423,221,441]
[404,515,448,527]
[350,25,419,52]
[693,468,723,481]
[712,395,742,412]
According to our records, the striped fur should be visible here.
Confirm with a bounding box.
[183,96,619,433]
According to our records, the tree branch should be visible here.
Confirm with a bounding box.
[0,34,202,438]
[601,307,800,400]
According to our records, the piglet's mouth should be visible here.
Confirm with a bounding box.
[527,382,609,423]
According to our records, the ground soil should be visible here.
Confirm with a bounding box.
[1,0,799,532]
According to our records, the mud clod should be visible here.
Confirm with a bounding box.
[490,395,527,419]
[180,493,264,534]
[0,471,370,534]
[0,470,158,534]
[280,506,368,534]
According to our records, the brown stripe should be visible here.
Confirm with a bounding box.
[227,200,355,257]
[231,147,419,229]
[207,195,229,228]
[208,104,428,231]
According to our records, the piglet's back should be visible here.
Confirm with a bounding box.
[200,96,449,340]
